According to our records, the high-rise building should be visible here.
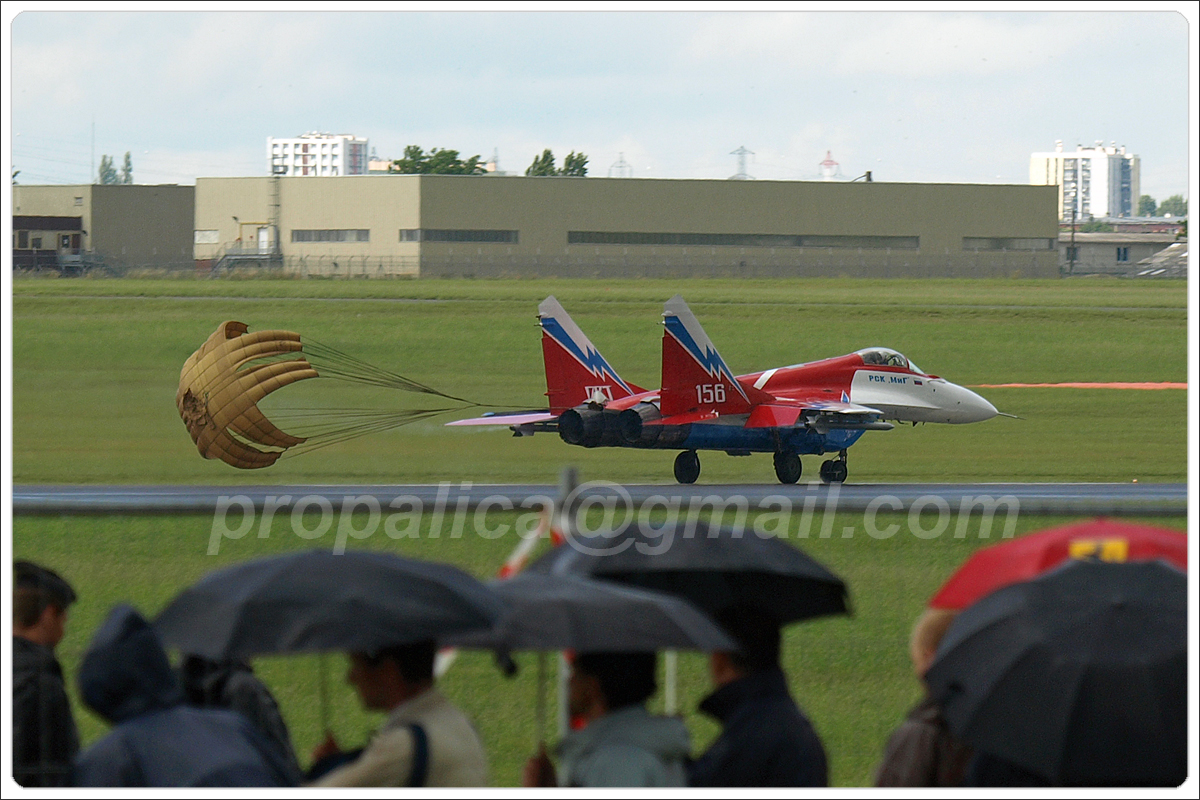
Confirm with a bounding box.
[1030,141,1140,220]
[267,133,370,177]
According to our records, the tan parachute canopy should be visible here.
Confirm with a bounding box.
[179,321,488,469]
[178,321,319,469]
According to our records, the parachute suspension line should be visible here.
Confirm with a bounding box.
[301,339,481,405]
[267,407,457,459]
[266,407,455,437]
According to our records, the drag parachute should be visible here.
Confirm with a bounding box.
[178,321,478,469]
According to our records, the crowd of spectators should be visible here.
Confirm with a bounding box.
[9,556,1180,788]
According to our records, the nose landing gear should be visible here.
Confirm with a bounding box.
[819,451,849,484]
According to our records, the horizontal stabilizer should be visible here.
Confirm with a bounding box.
[446,411,557,427]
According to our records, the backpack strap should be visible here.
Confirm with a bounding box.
[406,723,429,787]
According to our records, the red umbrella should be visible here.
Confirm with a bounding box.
[929,518,1187,610]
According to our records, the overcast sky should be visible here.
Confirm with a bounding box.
[6,5,1194,202]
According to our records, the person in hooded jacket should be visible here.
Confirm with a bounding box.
[687,608,828,787]
[72,605,300,787]
[523,651,690,788]
[178,654,301,777]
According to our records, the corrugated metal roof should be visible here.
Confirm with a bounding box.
[1131,242,1188,278]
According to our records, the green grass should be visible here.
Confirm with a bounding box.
[10,276,1188,786]
[11,277,1187,484]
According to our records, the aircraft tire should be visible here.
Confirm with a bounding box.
[773,452,802,484]
[820,459,848,483]
[674,450,701,484]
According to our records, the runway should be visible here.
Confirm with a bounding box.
[11,482,1189,517]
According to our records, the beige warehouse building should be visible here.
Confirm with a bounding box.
[192,176,1060,279]
[13,184,195,272]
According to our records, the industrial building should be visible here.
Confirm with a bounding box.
[12,184,195,273]
[1058,232,1179,276]
[1030,141,1140,220]
[191,175,1060,278]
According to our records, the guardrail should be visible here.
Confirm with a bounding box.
[12,482,1188,517]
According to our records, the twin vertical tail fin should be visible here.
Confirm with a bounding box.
[538,294,765,419]
[660,295,762,417]
[538,296,641,414]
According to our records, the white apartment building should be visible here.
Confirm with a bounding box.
[267,132,370,177]
[1030,141,1140,220]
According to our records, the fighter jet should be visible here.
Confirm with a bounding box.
[448,296,999,484]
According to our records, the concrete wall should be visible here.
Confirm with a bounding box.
[13,184,194,270]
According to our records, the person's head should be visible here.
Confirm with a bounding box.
[79,605,184,724]
[709,606,782,688]
[909,607,958,679]
[13,561,77,649]
[569,651,657,722]
[346,639,437,712]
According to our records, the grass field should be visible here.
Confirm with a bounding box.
[9,276,1189,786]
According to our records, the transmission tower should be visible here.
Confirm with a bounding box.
[729,146,754,180]
[608,152,633,178]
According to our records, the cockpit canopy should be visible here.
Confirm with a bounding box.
[857,347,923,374]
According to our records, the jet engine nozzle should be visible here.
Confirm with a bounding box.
[617,403,690,448]
[617,403,659,445]
[558,406,621,447]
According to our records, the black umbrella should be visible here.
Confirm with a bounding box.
[154,549,505,660]
[527,518,849,623]
[443,572,737,653]
[444,572,735,745]
[925,559,1186,787]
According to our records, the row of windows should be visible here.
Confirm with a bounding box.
[962,238,1055,251]
[272,144,340,153]
[567,231,920,249]
[291,229,370,243]
[13,232,77,250]
[274,230,1055,251]
[290,229,517,244]
[400,229,519,243]
[1065,246,1134,263]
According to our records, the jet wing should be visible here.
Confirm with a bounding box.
[745,402,894,432]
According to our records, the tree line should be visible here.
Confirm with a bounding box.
[389,147,588,176]
[97,152,133,185]
[1137,194,1187,218]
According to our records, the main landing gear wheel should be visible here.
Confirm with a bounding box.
[773,452,802,484]
[674,450,701,484]
[819,457,848,484]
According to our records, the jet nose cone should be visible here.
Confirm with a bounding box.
[953,384,998,423]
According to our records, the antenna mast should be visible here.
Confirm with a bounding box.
[729,146,754,180]
[608,152,633,178]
